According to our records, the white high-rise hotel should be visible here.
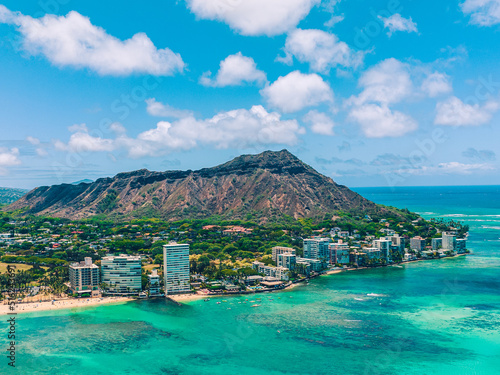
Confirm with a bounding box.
[163,243,190,295]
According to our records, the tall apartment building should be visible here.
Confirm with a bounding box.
[163,242,190,295]
[69,257,100,296]
[373,239,392,261]
[272,246,296,262]
[101,255,142,295]
[431,238,443,250]
[456,238,467,253]
[328,242,350,265]
[410,236,426,252]
[148,269,161,296]
[442,233,457,251]
[303,237,331,262]
[277,252,296,270]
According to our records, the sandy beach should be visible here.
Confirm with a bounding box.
[168,293,208,302]
[0,296,134,315]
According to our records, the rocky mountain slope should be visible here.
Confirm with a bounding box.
[7,150,392,221]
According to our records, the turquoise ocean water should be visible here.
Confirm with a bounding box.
[4,186,500,374]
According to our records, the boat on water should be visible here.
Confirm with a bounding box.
[138,292,147,299]
[204,299,210,301]
[251,304,261,307]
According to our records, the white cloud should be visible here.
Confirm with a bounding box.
[461,0,500,26]
[346,59,418,138]
[303,110,335,135]
[324,15,344,28]
[0,147,21,174]
[261,71,333,113]
[348,58,413,106]
[185,0,320,36]
[146,98,194,119]
[278,29,364,73]
[54,132,115,153]
[0,148,21,166]
[348,104,418,138]
[53,106,305,157]
[435,96,499,126]
[378,14,418,36]
[399,162,495,176]
[200,52,267,87]
[26,136,40,145]
[0,5,184,76]
[421,72,452,97]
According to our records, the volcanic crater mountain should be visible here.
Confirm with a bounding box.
[8,150,392,221]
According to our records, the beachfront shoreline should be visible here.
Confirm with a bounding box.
[0,296,134,316]
[1,253,467,315]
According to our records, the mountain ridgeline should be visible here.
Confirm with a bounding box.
[7,150,401,222]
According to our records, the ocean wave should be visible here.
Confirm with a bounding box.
[440,214,500,218]
[481,226,500,230]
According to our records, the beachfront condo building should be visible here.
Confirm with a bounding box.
[148,269,161,296]
[373,239,392,261]
[69,257,100,296]
[442,233,457,251]
[272,246,296,262]
[456,239,467,253]
[303,237,331,262]
[277,252,296,270]
[163,242,190,295]
[329,242,350,265]
[410,236,426,252]
[432,238,443,250]
[101,255,142,295]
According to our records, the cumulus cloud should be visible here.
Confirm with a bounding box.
[277,29,364,73]
[421,72,452,97]
[53,106,305,157]
[303,110,335,135]
[435,96,499,126]
[346,59,418,137]
[461,0,500,26]
[186,0,320,36]
[347,58,413,106]
[348,104,418,138]
[200,52,267,87]
[261,71,333,113]
[54,131,115,153]
[378,14,418,36]
[0,5,184,76]
[0,147,21,174]
[462,147,496,161]
[146,98,194,119]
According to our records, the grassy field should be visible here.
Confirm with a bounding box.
[0,262,48,273]
[144,264,161,272]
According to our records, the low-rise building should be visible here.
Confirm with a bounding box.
[148,269,161,296]
[296,257,323,272]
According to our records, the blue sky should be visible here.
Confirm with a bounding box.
[0,0,499,189]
